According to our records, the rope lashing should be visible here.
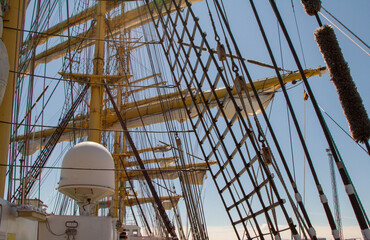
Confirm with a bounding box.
[314,25,370,143]
[300,0,321,16]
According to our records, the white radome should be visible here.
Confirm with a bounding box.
[58,141,115,203]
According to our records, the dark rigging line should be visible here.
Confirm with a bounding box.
[1,120,194,133]
[208,2,270,238]
[209,4,268,236]
[249,1,335,239]
[119,156,152,234]
[9,70,178,88]
[3,26,160,44]
[321,6,370,50]
[286,105,296,183]
[104,81,178,239]
[270,0,370,234]
[318,106,368,154]
[290,0,307,69]
[210,0,307,238]
[209,0,298,238]
[318,12,370,56]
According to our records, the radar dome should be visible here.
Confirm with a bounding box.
[58,141,115,203]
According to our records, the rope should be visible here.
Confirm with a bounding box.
[321,6,370,50]
[290,0,307,68]
[205,0,220,42]
[119,156,152,234]
[9,70,178,88]
[276,0,370,234]
[318,105,368,153]
[2,120,194,133]
[318,12,370,56]
[250,0,337,238]
[286,105,296,183]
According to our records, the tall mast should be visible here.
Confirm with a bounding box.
[114,35,125,221]
[89,1,106,142]
[115,28,131,223]
[113,66,123,220]
[0,0,26,197]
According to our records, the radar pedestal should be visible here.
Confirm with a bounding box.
[58,141,115,215]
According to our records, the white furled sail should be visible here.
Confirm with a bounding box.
[14,67,326,156]
[19,88,272,155]
[0,3,8,105]
[0,2,2,38]
[0,40,9,105]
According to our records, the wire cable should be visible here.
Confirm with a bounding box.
[321,6,370,50]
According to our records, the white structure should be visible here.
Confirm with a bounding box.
[58,141,115,215]
[0,198,39,240]
[38,215,118,240]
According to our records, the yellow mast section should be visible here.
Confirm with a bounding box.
[89,1,106,142]
[22,1,120,47]
[99,195,183,209]
[121,161,216,180]
[22,0,203,72]
[0,0,26,198]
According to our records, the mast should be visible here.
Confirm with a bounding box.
[113,44,123,219]
[0,0,26,198]
[89,1,106,142]
[114,31,127,222]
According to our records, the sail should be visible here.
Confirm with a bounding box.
[0,4,9,105]
[14,68,326,155]
[0,40,9,104]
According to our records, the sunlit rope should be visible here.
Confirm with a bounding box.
[319,12,369,56]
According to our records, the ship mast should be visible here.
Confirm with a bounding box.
[0,0,26,198]
[89,1,106,143]
[113,41,124,221]
[114,27,129,222]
